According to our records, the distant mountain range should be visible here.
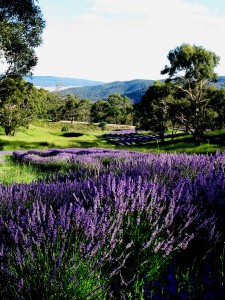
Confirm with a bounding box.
[24,76,225,104]
[59,79,155,104]
[23,76,105,88]
[212,76,225,88]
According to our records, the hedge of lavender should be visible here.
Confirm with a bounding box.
[103,131,186,146]
[0,148,225,298]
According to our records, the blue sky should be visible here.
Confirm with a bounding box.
[34,0,225,82]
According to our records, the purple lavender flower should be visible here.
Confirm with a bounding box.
[1,148,225,297]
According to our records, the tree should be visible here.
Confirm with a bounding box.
[107,94,133,125]
[75,98,92,122]
[63,94,80,122]
[0,0,45,76]
[90,100,110,123]
[167,96,190,137]
[205,86,225,129]
[161,43,220,145]
[98,121,108,132]
[0,77,43,135]
[45,91,65,122]
[135,81,174,142]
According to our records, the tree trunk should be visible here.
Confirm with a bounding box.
[193,128,203,146]
[194,138,201,146]
[160,133,164,143]
[4,126,14,136]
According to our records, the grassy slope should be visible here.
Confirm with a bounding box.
[0,122,111,150]
[0,122,133,184]
[0,122,225,184]
[0,122,224,153]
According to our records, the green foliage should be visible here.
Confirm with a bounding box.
[106,94,133,124]
[61,125,69,132]
[0,0,45,76]
[45,91,65,122]
[46,93,92,123]
[7,232,106,300]
[0,77,46,135]
[91,100,110,123]
[63,94,80,122]
[206,86,225,129]
[161,43,220,145]
[76,98,92,122]
[135,81,174,142]
[161,43,219,82]
[91,94,134,125]
[49,93,134,125]
[98,121,108,132]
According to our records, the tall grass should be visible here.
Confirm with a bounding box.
[0,155,43,184]
[0,155,85,184]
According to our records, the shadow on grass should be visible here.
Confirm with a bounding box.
[62,132,84,138]
[101,134,224,154]
[68,140,105,149]
[204,134,225,145]
[1,131,224,154]
[0,140,56,151]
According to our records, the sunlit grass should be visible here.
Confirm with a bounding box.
[0,154,86,184]
[0,122,137,151]
[0,123,108,151]
[0,155,44,184]
[112,134,224,154]
[0,122,224,154]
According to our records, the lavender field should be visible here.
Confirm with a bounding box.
[1,148,225,299]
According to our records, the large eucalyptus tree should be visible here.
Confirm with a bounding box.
[0,0,45,76]
[161,43,220,145]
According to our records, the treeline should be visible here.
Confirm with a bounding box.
[48,93,133,125]
[2,73,225,147]
[135,81,225,144]
[136,43,223,146]
[0,76,134,135]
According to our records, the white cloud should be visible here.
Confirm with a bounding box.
[88,0,208,16]
[34,0,225,82]
[73,13,111,28]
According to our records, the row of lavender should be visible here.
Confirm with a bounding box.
[1,149,225,298]
[103,132,186,146]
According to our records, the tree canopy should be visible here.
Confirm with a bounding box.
[0,0,45,76]
[0,77,46,135]
[90,94,133,125]
[161,43,220,83]
[161,44,220,145]
[135,81,174,142]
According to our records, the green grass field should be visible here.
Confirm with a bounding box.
[0,122,107,150]
[1,121,224,153]
[0,121,225,184]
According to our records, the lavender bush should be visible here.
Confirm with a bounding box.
[0,149,224,298]
[103,131,187,146]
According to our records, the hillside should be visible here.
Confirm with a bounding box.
[23,76,105,88]
[211,76,225,88]
[59,76,225,104]
[59,79,155,103]
[23,76,225,104]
